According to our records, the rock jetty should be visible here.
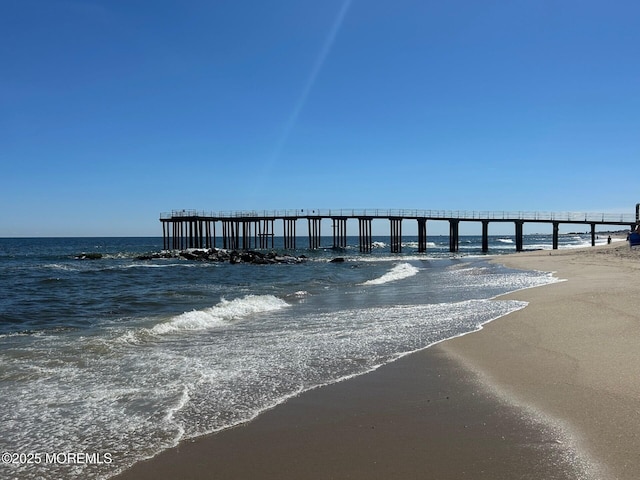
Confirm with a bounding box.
[137,248,306,265]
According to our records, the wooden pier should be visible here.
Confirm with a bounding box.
[160,208,638,253]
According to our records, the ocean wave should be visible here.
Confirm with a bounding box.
[147,295,289,335]
[360,262,419,285]
[401,241,438,249]
[497,238,514,244]
[43,263,78,271]
[352,255,440,263]
[121,263,199,269]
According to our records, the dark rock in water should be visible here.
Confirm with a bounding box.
[144,248,306,265]
[179,251,200,260]
[76,253,102,260]
[135,252,174,260]
[229,251,242,264]
[178,249,218,261]
[330,257,346,263]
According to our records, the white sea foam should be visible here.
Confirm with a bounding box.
[398,241,438,249]
[148,295,289,335]
[43,263,78,271]
[360,262,419,285]
[122,263,189,269]
[497,238,514,244]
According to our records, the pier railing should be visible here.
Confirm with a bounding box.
[160,209,635,223]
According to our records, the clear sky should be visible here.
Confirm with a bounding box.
[2,0,639,237]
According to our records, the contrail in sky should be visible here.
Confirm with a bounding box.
[268,0,353,168]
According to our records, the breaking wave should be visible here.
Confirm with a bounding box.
[361,262,419,286]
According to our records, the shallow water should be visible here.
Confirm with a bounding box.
[0,234,577,479]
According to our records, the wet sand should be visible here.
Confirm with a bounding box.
[112,242,639,480]
[442,242,640,479]
[112,350,585,480]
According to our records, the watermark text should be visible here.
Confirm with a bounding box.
[2,452,112,466]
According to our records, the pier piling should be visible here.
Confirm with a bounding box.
[283,218,297,249]
[449,220,459,253]
[358,218,372,253]
[308,218,322,249]
[481,220,489,253]
[332,218,348,249]
[390,218,402,253]
[257,219,275,249]
[417,218,427,252]
[515,221,524,252]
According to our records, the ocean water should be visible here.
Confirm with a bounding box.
[0,234,600,479]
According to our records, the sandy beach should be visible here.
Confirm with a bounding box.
[443,241,640,479]
[113,242,640,480]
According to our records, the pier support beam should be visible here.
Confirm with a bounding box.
[256,219,274,249]
[552,222,559,250]
[197,220,204,248]
[390,218,402,253]
[162,222,168,250]
[182,221,187,250]
[449,220,459,253]
[174,221,184,250]
[591,223,596,247]
[283,218,297,249]
[240,221,252,250]
[358,218,372,253]
[332,218,348,249]
[222,220,238,250]
[308,218,322,249]
[481,220,489,253]
[515,221,524,252]
[209,221,215,248]
[417,218,427,252]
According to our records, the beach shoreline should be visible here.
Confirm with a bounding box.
[111,242,640,480]
[442,242,640,479]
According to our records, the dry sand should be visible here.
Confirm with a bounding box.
[112,242,640,480]
[442,242,640,479]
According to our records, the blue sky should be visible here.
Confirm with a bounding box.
[2,0,639,236]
